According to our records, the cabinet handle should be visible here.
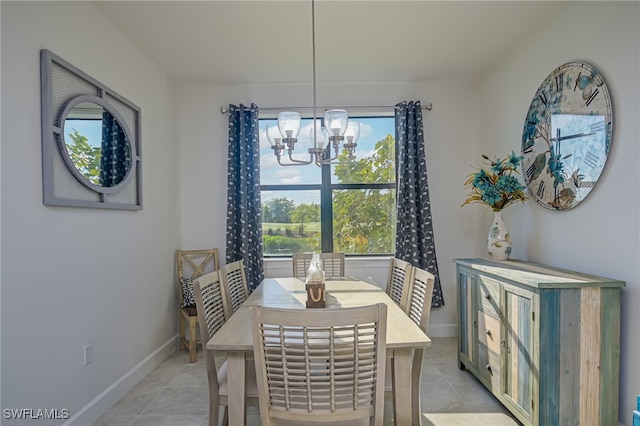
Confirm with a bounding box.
[485,363,492,372]
[500,340,505,347]
[486,329,492,336]
[485,294,492,300]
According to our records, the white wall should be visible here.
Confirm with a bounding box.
[176,77,480,337]
[1,2,180,425]
[479,2,640,424]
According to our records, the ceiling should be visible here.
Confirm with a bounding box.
[95,1,563,85]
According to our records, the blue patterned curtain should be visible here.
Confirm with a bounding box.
[395,101,444,308]
[225,104,264,291]
[100,111,130,187]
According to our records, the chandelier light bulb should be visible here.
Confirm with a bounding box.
[345,121,360,143]
[277,111,302,139]
[324,109,348,136]
[265,123,283,147]
[310,126,328,150]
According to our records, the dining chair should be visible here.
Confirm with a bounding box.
[251,303,388,426]
[220,259,249,317]
[385,266,435,423]
[193,271,259,426]
[176,248,219,362]
[292,252,345,280]
[385,257,413,310]
[405,266,435,332]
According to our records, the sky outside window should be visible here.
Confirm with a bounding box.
[259,116,395,190]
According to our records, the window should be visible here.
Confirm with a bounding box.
[259,115,396,256]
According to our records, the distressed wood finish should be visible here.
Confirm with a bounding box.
[502,285,534,422]
[455,258,625,426]
[457,271,475,369]
[478,311,501,354]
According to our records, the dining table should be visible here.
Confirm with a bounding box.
[207,276,431,425]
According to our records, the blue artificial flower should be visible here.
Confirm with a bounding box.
[491,158,505,174]
[496,175,525,194]
[507,151,524,168]
[481,185,502,206]
[472,169,492,190]
[462,152,528,210]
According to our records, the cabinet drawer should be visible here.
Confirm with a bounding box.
[477,311,501,354]
[478,275,500,317]
[478,343,501,392]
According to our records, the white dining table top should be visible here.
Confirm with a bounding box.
[207,277,431,352]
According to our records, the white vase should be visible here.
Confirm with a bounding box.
[487,210,512,261]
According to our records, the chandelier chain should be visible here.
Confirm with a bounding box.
[311,0,318,150]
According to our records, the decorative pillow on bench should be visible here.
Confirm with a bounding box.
[180,277,196,308]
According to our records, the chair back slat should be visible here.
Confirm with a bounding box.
[193,271,228,397]
[194,271,228,340]
[251,304,387,424]
[293,253,346,280]
[386,258,413,309]
[221,260,249,317]
[177,249,220,280]
[406,267,435,332]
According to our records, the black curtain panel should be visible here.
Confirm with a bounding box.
[225,104,264,291]
[395,101,444,308]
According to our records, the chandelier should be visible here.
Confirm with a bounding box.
[265,0,359,167]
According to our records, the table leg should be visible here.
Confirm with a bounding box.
[227,351,246,425]
[393,348,413,425]
[411,348,425,426]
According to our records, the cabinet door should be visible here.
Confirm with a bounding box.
[501,285,536,425]
[457,268,477,370]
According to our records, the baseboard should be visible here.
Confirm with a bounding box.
[427,323,457,338]
[63,334,178,426]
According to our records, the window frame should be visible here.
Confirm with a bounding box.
[260,113,397,257]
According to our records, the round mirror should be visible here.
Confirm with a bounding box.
[62,98,133,189]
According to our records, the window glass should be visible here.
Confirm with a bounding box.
[331,117,396,184]
[260,118,321,185]
[262,190,321,255]
[333,188,396,254]
[260,115,396,256]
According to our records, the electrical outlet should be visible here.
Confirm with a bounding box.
[83,344,93,366]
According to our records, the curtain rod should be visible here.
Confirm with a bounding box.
[219,103,432,114]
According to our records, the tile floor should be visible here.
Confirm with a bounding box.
[95,337,521,426]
